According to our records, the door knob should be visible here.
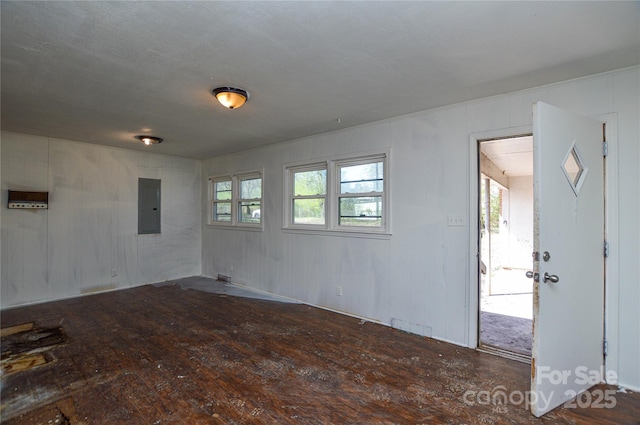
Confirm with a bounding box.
[543,272,559,283]
[525,271,539,282]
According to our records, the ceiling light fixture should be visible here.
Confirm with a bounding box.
[135,135,163,146]
[212,86,249,109]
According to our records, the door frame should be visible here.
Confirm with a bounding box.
[466,114,619,384]
[476,136,533,362]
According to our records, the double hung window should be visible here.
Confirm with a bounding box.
[209,171,263,228]
[238,175,262,224]
[291,165,327,226]
[337,160,384,227]
[212,178,232,222]
[285,151,388,235]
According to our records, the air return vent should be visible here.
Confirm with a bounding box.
[8,191,48,209]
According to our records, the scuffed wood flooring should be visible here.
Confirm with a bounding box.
[1,282,638,424]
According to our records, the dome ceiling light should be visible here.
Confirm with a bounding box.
[135,135,163,146]
[212,86,249,109]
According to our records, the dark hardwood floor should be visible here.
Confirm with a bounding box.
[1,281,638,424]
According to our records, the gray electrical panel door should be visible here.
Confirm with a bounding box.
[138,178,161,234]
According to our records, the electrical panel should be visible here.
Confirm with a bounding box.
[138,178,161,234]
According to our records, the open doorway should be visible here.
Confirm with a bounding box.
[478,135,533,361]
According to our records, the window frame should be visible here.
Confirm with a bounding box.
[236,172,263,226]
[334,157,385,229]
[288,163,328,228]
[210,176,233,224]
[207,169,263,230]
[283,150,390,237]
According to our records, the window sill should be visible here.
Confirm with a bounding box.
[282,227,391,240]
[206,223,263,232]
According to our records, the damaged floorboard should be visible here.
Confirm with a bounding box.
[1,283,639,424]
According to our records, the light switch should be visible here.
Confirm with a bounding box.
[448,214,465,226]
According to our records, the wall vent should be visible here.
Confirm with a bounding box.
[8,190,48,209]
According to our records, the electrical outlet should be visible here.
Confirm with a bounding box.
[447,214,465,226]
[336,286,343,296]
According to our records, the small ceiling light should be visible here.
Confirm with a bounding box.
[212,86,249,109]
[135,135,163,146]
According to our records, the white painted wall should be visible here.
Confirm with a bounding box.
[505,176,534,269]
[201,66,639,389]
[1,132,202,308]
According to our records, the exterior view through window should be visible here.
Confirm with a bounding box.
[285,151,388,233]
[338,161,383,227]
[212,179,232,222]
[292,167,327,225]
[239,176,262,224]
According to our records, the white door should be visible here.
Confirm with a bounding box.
[530,102,605,417]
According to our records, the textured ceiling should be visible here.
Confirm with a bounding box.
[1,1,639,159]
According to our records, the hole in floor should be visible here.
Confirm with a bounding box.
[1,324,67,375]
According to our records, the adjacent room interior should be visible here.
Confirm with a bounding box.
[1,1,639,423]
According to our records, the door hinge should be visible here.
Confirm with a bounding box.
[603,339,608,356]
[604,241,609,257]
[603,141,609,157]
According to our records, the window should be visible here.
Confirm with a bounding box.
[291,165,327,225]
[337,160,383,227]
[212,178,232,222]
[208,171,263,228]
[285,151,389,235]
[238,175,262,224]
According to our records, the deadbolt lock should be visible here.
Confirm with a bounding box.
[543,251,551,262]
[525,270,539,282]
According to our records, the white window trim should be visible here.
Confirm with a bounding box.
[286,162,328,230]
[333,155,386,231]
[210,175,233,225]
[236,172,263,228]
[283,149,391,237]
[207,169,264,230]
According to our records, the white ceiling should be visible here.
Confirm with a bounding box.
[481,136,533,178]
[2,1,639,159]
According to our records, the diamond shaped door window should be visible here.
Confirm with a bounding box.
[561,141,588,195]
